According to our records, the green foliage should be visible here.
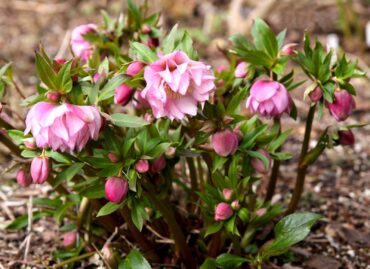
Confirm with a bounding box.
[119,249,151,269]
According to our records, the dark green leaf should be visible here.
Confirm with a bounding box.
[53,163,84,187]
[97,202,121,217]
[215,253,248,269]
[119,249,151,269]
[111,113,150,128]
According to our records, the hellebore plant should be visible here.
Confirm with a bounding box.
[0,2,365,268]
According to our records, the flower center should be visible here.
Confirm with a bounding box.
[164,83,193,100]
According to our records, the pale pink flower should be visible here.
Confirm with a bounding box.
[70,24,97,61]
[214,202,233,221]
[141,51,215,120]
[234,62,248,78]
[25,102,102,152]
[326,90,355,121]
[246,80,292,118]
[222,188,233,200]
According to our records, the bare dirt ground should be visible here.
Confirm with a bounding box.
[0,0,369,268]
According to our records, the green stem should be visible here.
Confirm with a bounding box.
[145,183,195,268]
[54,251,95,268]
[285,104,316,215]
[265,118,281,202]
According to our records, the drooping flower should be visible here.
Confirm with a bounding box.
[105,177,129,204]
[70,24,97,61]
[30,156,51,184]
[251,149,272,174]
[309,87,323,103]
[326,90,355,121]
[141,51,215,120]
[234,62,248,78]
[16,169,32,187]
[214,202,233,221]
[25,102,102,152]
[211,129,239,157]
[246,80,292,118]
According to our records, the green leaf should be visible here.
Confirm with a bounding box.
[56,61,73,93]
[212,155,227,173]
[97,202,121,217]
[128,0,142,29]
[8,130,26,144]
[131,199,148,231]
[119,249,151,269]
[200,258,217,269]
[98,74,126,102]
[21,149,38,158]
[263,212,321,256]
[225,215,239,236]
[130,42,157,63]
[269,129,292,152]
[46,150,71,164]
[251,18,278,61]
[204,221,223,238]
[215,253,248,269]
[79,183,105,199]
[162,24,179,54]
[53,163,84,187]
[35,51,58,90]
[111,113,150,128]
[6,211,50,230]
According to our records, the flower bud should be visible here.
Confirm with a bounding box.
[30,156,51,184]
[108,152,119,163]
[16,169,32,187]
[105,177,129,204]
[141,24,152,34]
[93,72,105,83]
[165,147,176,158]
[200,120,216,133]
[135,160,149,173]
[211,129,239,157]
[54,58,66,65]
[251,149,272,174]
[147,37,159,48]
[23,138,36,149]
[214,202,233,221]
[126,61,145,76]
[281,43,297,55]
[222,188,233,201]
[101,244,119,268]
[217,65,227,73]
[114,84,134,106]
[338,130,355,146]
[309,87,323,103]
[63,231,77,248]
[326,90,355,121]
[256,207,267,217]
[234,62,248,78]
[231,200,240,210]
[143,113,154,123]
[150,155,166,173]
[47,91,61,102]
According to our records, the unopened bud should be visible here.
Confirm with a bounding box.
[30,156,51,184]
[211,129,239,157]
[63,231,77,248]
[105,177,129,204]
[108,152,119,163]
[231,200,240,210]
[126,61,145,76]
[47,91,61,102]
[165,147,176,158]
[150,155,166,173]
[135,159,149,173]
[16,169,32,187]
[309,87,323,103]
[222,188,233,201]
[338,129,355,146]
[214,202,233,221]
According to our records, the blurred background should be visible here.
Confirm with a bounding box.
[0,0,369,268]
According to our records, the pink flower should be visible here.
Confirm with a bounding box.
[246,80,292,118]
[23,138,36,149]
[54,58,66,65]
[217,65,227,73]
[234,62,248,78]
[126,61,145,76]
[326,90,355,121]
[31,156,51,184]
[151,155,166,173]
[309,87,323,103]
[47,92,61,102]
[214,202,233,221]
[16,169,32,187]
[70,24,97,61]
[135,160,149,173]
[25,102,102,152]
[211,129,239,157]
[141,51,215,120]
[251,149,272,174]
[114,84,134,105]
[338,130,355,146]
[105,177,129,204]
[133,91,150,109]
[63,231,77,248]
[281,43,298,55]
[222,188,233,200]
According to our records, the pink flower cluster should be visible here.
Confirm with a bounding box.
[70,24,97,61]
[141,51,215,120]
[25,102,102,152]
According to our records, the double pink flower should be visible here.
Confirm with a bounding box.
[25,102,102,152]
[141,51,215,120]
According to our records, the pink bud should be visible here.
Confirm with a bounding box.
[23,138,36,149]
[114,84,134,105]
[143,113,154,123]
[47,92,61,102]
[338,130,355,146]
[214,202,233,221]
[256,208,267,217]
[63,231,77,248]
[93,72,105,83]
[150,155,166,173]
[326,90,355,121]
[16,169,32,187]
[165,147,176,158]
[231,200,240,210]
[135,160,149,173]
[30,156,51,184]
[222,188,233,200]
[234,62,248,78]
[105,177,129,204]
[141,24,152,34]
[200,120,216,133]
[281,43,298,55]
[54,58,66,65]
[108,152,119,163]
[217,65,227,73]
[251,149,272,174]
[309,87,323,103]
[101,244,119,268]
[147,37,159,48]
[126,61,145,76]
[211,129,239,157]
